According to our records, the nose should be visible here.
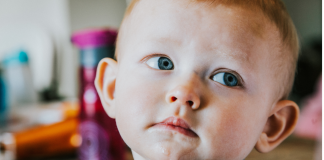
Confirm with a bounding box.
[165,85,200,109]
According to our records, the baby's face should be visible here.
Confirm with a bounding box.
[114,0,282,159]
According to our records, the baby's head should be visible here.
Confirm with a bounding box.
[95,0,299,159]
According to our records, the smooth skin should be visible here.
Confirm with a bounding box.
[96,0,299,159]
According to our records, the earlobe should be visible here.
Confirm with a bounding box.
[255,100,299,153]
[95,58,118,118]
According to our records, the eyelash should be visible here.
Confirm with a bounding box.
[142,54,244,87]
[210,70,244,87]
[141,53,171,63]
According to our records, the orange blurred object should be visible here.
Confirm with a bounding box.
[1,118,80,160]
[61,101,80,120]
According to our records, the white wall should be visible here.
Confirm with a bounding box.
[282,0,322,44]
[0,0,128,99]
[0,0,74,98]
[69,0,127,32]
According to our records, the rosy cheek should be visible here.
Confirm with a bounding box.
[201,98,260,157]
[115,70,161,123]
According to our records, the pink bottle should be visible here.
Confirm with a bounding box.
[72,28,125,160]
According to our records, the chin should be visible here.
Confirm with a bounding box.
[132,149,172,160]
[132,144,195,160]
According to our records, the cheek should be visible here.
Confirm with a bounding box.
[113,69,164,144]
[200,95,268,158]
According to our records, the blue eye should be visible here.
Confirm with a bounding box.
[212,72,238,86]
[146,57,174,70]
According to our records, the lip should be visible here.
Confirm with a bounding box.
[153,117,198,137]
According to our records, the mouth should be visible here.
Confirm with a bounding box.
[153,117,198,137]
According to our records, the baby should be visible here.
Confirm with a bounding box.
[95,0,300,159]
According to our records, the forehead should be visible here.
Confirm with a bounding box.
[121,0,276,61]
[128,0,267,36]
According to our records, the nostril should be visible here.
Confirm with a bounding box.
[171,96,177,102]
[187,101,194,107]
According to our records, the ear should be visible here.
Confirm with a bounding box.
[255,100,299,153]
[95,58,118,118]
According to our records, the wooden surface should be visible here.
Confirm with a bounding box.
[125,136,318,160]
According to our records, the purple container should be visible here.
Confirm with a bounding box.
[72,28,125,160]
[72,28,117,49]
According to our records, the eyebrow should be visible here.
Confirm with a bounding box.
[154,36,183,47]
[148,36,251,64]
[215,49,250,64]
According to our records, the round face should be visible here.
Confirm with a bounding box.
[114,0,282,159]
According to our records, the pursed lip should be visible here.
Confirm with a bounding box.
[153,117,198,137]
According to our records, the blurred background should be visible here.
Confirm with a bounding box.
[0,0,321,160]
